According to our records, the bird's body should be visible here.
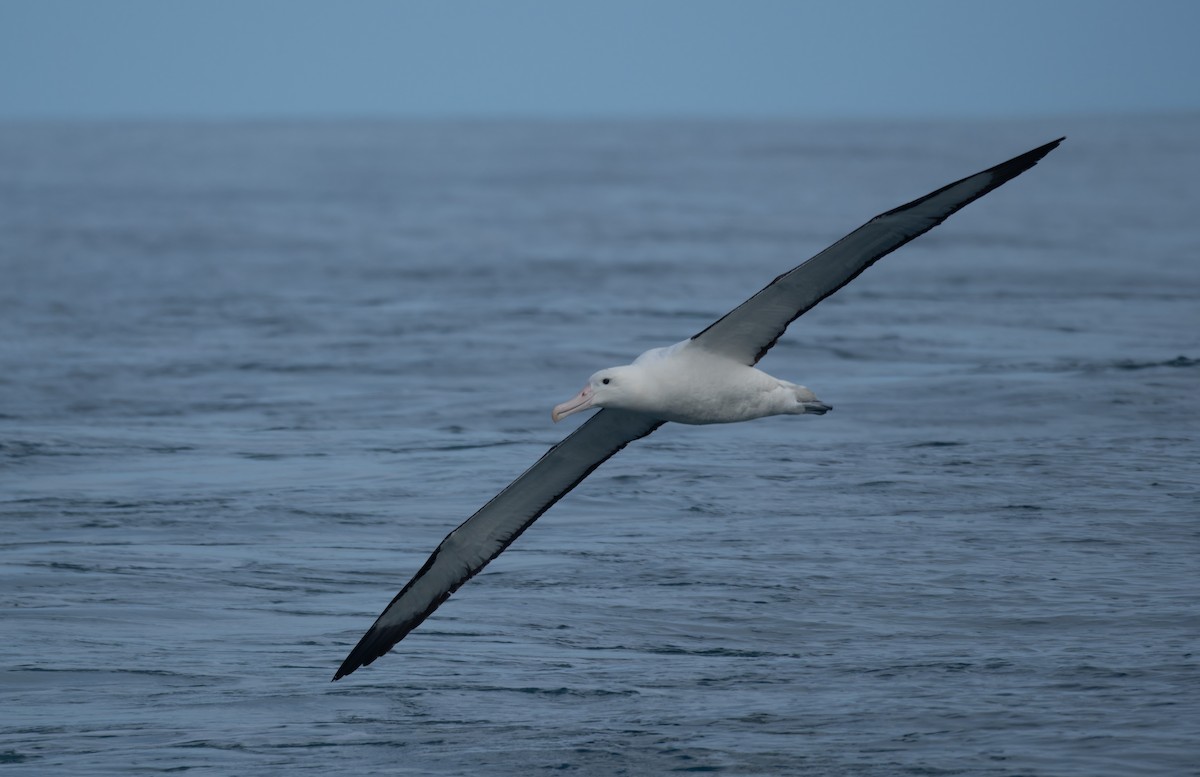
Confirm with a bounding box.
[333,137,1064,681]
[556,339,830,425]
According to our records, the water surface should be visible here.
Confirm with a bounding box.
[2,117,1198,775]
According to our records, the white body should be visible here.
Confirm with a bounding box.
[556,340,829,425]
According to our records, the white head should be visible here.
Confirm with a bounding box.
[551,366,645,422]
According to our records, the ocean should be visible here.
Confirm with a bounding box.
[1,116,1197,775]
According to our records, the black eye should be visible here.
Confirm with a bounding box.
[602,378,611,385]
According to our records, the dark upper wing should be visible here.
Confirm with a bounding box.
[333,409,663,680]
[691,138,1064,365]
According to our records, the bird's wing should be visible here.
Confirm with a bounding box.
[690,137,1064,365]
[334,409,663,680]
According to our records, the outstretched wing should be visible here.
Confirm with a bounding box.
[691,138,1064,365]
[334,409,663,680]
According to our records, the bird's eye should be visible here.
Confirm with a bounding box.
[602,378,611,385]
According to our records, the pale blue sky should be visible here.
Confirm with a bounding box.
[1,0,1197,119]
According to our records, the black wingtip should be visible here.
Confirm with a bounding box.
[985,136,1065,188]
[332,625,388,681]
[1007,136,1065,170]
[331,658,355,682]
[993,136,1065,179]
[972,135,1066,190]
[878,136,1065,221]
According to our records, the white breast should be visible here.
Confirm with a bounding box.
[629,342,800,424]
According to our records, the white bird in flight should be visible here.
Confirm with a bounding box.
[334,137,1063,680]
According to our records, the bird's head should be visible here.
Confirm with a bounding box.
[551,366,643,422]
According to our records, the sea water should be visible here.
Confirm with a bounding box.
[1,117,1197,775]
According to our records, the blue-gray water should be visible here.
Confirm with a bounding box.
[2,118,1197,776]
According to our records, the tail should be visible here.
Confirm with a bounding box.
[792,384,831,415]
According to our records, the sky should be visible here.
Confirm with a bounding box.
[1,0,1198,120]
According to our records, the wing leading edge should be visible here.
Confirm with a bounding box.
[334,409,662,680]
[691,137,1064,365]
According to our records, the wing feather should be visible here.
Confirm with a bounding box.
[334,409,662,680]
[691,138,1064,365]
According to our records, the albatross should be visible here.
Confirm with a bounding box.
[334,137,1063,680]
